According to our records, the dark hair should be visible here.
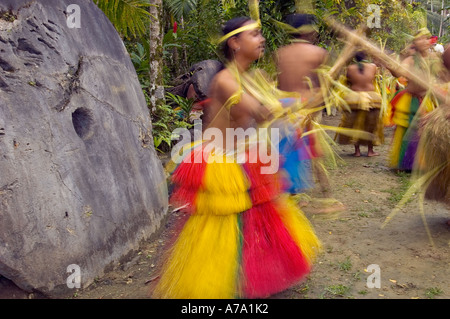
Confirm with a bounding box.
[355,51,366,74]
[222,16,252,61]
[284,13,317,38]
[443,45,450,70]
[355,51,366,62]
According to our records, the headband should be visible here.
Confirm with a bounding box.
[271,18,318,36]
[414,28,431,40]
[287,24,318,35]
[217,21,261,44]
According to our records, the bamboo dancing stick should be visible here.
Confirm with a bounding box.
[328,24,367,80]
[324,17,447,103]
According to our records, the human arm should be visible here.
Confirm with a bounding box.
[214,70,273,124]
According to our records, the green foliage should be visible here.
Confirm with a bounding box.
[148,99,192,153]
[313,0,428,53]
[337,256,352,272]
[151,103,178,152]
[165,0,198,20]
[98,0,449,154]
[130,42,150,79]
[165,92,195,119]
[128,41,194,153]
[162,30,184,58]
[324,284,350,297]
[163,0,224,75]
[381,171,413,204]
[367,1,421,53]
[147,92,194,153]
[425,287,444,299]
[94,0,155,39]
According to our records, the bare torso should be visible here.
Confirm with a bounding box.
[204,68,269,150]
[346,63,377,92]
[276,42,327,100]
[401,54,431,96]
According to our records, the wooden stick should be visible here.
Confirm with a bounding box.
[328,24,367,80]
[325,17,447,102]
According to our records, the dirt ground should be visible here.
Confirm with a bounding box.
[1,113,449,300]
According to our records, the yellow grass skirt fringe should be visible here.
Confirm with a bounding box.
[388,90,436,169]
[334,91,384,146]
[152,147,321,299]
[413,107,450,205]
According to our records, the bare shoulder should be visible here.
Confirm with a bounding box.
[347,64,358,71]
[346,64,359,74]
[367,62,378,72]
[211,69,235,89]
[401,55,414,67]
[315,44,327,53]
[275,44,296,61]
[313,44,327,56]
[301,43,326,54]
[210,68,239,100]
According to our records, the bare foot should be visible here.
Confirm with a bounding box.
[353,145,361,157]
[305,198,346,214]
[367,152,380,157]
[298,200,309,208]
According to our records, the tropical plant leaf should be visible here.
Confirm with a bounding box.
[165,0,198,20]
[94,0,155,39]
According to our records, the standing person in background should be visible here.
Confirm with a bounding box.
[335,51,384,157]
[387,28,437,171]
[412,45,450,225]
[276,13,328,105]
[274,13,345,213]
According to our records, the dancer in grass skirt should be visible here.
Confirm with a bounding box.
[388,29,437,171]
[152,16,321,299]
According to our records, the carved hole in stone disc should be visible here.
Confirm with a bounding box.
[72,107,94,140]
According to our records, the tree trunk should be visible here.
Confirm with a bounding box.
[181,15,189,73]
[149,0,165,110]
[438,0,444,38]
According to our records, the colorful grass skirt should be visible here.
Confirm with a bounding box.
[152,144,321,299]
[388,90,434,170]
[335,91,384,146]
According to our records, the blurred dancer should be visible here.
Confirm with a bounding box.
[275,13,327,191]
[413,45,449,224]
[388,28,437,171]
[335,51,384,157]
[274,13,344,213]
[152,16,321,299]
[276,13,328,104]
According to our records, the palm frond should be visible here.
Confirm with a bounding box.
[165,0,198,20]
[94,0,155,39]
[221,0,236,11]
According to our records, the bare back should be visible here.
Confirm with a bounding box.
[346,63,377,92]
[276,42,327,98]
